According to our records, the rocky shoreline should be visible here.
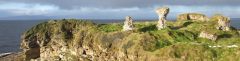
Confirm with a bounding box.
[0,52,22,61]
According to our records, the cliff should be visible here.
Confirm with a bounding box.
[0,17,232,61]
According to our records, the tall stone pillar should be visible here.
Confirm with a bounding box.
[156,7,169,30]
[123,16,134,31]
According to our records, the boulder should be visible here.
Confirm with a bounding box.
[215,15,230,31]
[177,13,209,21]
[123,16,134,31]
[156,7,169,30]
[199,31,218,41]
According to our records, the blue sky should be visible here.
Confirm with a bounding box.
[0,0,239,20]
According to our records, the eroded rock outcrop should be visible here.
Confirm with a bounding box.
[156,7,169,30]
[123,16,134,31]
[215,15,231,31]
[199,31,218,41]
[177,13,209,21]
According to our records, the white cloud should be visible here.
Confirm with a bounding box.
[46,7,152,19]
[0,3,58,15]
[77,7,140,12]
[154,5,240,18]
[0,2,240,19]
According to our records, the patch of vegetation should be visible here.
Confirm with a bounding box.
[139,24,157,32]
[97,23,122,32]
[23,19,96,46]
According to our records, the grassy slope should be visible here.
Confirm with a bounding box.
[23,19,240,61]
[97,19,240,61]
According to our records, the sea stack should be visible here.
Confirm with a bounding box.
[216,15,230,31]
[123,16,134,31]
[156,7,169,30]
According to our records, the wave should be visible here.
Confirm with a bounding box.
[0,52,13,57]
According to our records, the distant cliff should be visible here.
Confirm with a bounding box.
[6,16,237,61]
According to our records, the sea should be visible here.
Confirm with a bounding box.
[0,19,239,54]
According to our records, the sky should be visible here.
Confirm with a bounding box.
[0,0,239,20]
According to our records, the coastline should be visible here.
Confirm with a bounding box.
[0,52,13,58]
[0,18,239,60]
[0,52,21,61]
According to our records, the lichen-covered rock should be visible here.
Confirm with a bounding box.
[156,7,169,30]
[215,15,231,31]
[199,31,218,41]
[123,16,134,31]
[177,13,209,21]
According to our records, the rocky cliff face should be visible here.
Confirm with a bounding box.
[177,13,209,21]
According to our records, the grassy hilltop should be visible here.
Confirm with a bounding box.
[17,17,240,61]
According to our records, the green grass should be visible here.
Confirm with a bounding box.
[93,19,239,50]
[22,19,240,61]
[97,23,122,32]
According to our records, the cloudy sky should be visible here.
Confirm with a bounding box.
[0,0,239,20]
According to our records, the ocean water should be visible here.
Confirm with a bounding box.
[0,20,46,53]
[0,19,239,53]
